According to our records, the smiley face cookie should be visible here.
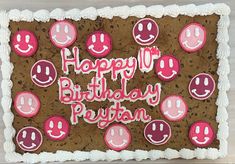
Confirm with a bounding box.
[179,23,206,52]
[144,120,171,145]
[14,91,40,118]
[188,73,215,100]
[31,60,57,88]
[49,20,77,48]
[104,124,131,151]
[44,116,70,141]
[16,126,43,152]
[160,95,188,122]
[86,31,112,58]
[11,30,38,57]
[155,55,180,81]
[189,121,215,147]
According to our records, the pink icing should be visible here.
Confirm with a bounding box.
[104,124,131,151]
[14,91,40,118]
[86,31,112,58]
[11,30,38,57]
[179,22,206,52]
[44,116,70,141]
[49,20,77,48]
[155,55,180,81]
[132,18,159,46]
[189,121,215,147]
[160,95,188,121]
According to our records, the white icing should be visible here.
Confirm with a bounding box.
[80,7,97,20]
[33,10,50,22]
[179,149,194,159]
[0,3,231,163]
[147,5,164,18]
[20,10,33,22]
[50,8,65,20]
[65,9,81,21]
[97,7,113,19]
[130,5,146,18]
[164,5,180,17]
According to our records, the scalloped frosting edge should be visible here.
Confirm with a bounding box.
[0,3,230,163]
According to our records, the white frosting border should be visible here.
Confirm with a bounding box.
[0,3,230,163]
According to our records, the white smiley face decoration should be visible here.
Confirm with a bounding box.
[189,121,215,147]
[155,55,180,81]
[179,22,206,52]
[11,30,38,57]
[188,73,215,100]
[86,31,112,58]
[144,120,171,145]
[49,20,77,48]
[160,95,188,122]
[14,91,40,118]
[30,60,57,88]
[44,116,70,141]
[104,124,131,151]
[16,126,43,152]
[132,18,159,46]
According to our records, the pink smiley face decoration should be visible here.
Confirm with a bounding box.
[155,55,180,81]
[132,18,159,46]
[189,121,215,147]
[44,116,70,141]
[14,91,40,118]
[144,120,171,145]
[160,95,188,122]
[49,20,77,48]
[11,30,38,57]
[189,73,215,100]
[179,23,206,52]
[104,124,131,151]
[86,31,112,58]
[31,60,57,87]
[16,126,43,152]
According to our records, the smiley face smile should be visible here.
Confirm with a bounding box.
[19,141,36,149]
[191,89,210,98]
[163,110,184,119]
[182,40,203,50]
[157,70,177,79]
[14,44,33,53]
[47,130,65,139]
[192,136,210,145]
[52,35,72,45]
[32,74,53,84]
[147,134,168,144]
[135,34,154,43]
[88,44,108,54]
[108,139,128,148]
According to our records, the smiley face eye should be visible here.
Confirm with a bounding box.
[160,123,164,131]
[160,60,164,68]
[195,27,200,37]
[31,132,36,141]
[204,127,209,135]
[147,22,152,31]
[195,126,200,134]
[152,123,156,131]
[204,77,208,86]
[49,120,54,128]
[25,35,30,43]
[64,25,69,34]
[37,65,41,73]
[167,100,172,108]
[58,121,62,129]
[22,130,27,138]
[169,59,173,68]
[100,34,104,43]
[20,96,24,105]
[56,24,60,32]
[17,34,21,42]
[46,66,50,76]
[119,128,123,136]
[195,77,200,85]
[110,128,114,136]
[138,23,143,31]
[186,29,191,37]
[28,98,32,106]
[176,99,181,108]
[92,34,96,43]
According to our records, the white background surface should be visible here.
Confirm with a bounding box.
[0,0,234,163]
